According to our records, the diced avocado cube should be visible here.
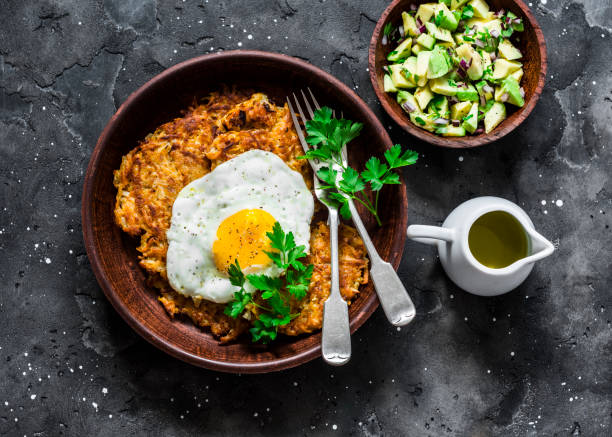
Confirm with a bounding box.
[494,85,504,102]
[455,43,472,59]
[465,18,488,30]
[483,19,502,36]
[416,3,438,23]
[428,95,449,116]
[481,51,492,70]
[387,38,413,62]
[425,22,455,44]
[468,0,490,18]
[455,43,484,80]
[430,77,458,96]
[436,41,455,49]
[403,56,418,72]
[451,0,469,10]
[411,44,425,55]
[454,33,469,45]
[462,103,479,133]
[427,46,452,78]
[384,74,398,93]
[433,3,459,31]
[509,68,523,82]
[499,76,524,107]
[396,90,421,113]
[498,39,522,60]
[475,80,493,101]
[416,33,435,50]
[389,64,415,88]
[410,112,436,131]
[450,101,472,120]
[436,125,466,136]
[484,101,506,133]
[492,59,522,80]
[456,84,479,101]
[414,85,434,110]
[415,51,431,87]
[402,12,420,37]
[467,53,484,80]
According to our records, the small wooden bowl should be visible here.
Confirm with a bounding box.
[369,0,546,148]
[82,51,408,373]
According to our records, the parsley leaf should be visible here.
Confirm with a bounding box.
[338,166,365,194]
[303,108,417,226]
[224,223,313,344]
[384,144,419,169]
[224,259,252,318]
[224,288,252,318]
[227,259,245,287]
[362,157,388,191]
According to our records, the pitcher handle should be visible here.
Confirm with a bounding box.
[407,225,455,246]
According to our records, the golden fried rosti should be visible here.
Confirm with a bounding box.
[113,90,368,342]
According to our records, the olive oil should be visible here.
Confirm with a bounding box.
[468,211,528,269]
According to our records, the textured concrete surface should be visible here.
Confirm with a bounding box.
[0,1,610,435]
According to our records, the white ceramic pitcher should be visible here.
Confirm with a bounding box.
[407,196,554,296]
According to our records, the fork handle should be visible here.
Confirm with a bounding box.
[348,200,416,326]
[322,208,351,366]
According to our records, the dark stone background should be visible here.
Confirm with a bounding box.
[0,0,610,435]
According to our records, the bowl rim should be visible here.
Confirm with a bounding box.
[368,0,547,148]
[81,50,408,373]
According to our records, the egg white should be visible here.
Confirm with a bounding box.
[166,149,314,303]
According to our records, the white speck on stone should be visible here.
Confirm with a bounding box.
[247,34,253,40]
[543,210,548,215]
[555,199,563,207]
[237,42,243,47]
[332,424,338,430]
[569,397,573,402]
[510,351,515,356]
[102,388,108,395]
[293,381,298,386]
[541,200,546,205]
[30,394,36,400]
[458,156,464,162]
[92,402,98,411]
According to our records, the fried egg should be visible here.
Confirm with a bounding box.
[166,149,314,303]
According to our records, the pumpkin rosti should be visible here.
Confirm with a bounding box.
[113,90,368,342]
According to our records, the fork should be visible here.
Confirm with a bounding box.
[339,141,416,327]
[303,89,417,327]
[287,91,351,367]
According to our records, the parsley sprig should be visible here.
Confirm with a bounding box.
[300,107,418,226]
[224,222,313,343]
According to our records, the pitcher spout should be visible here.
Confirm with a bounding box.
[524,228,555,263]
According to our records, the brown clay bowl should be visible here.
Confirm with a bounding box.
[82,51,408,373]
[369,0,547,148]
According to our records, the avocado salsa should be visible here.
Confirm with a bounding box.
[382,0,526,136]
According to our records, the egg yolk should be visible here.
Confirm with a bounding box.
[212,209,277,273]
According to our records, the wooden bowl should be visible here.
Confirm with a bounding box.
[82,51,408,373]
[369,0,546,148]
